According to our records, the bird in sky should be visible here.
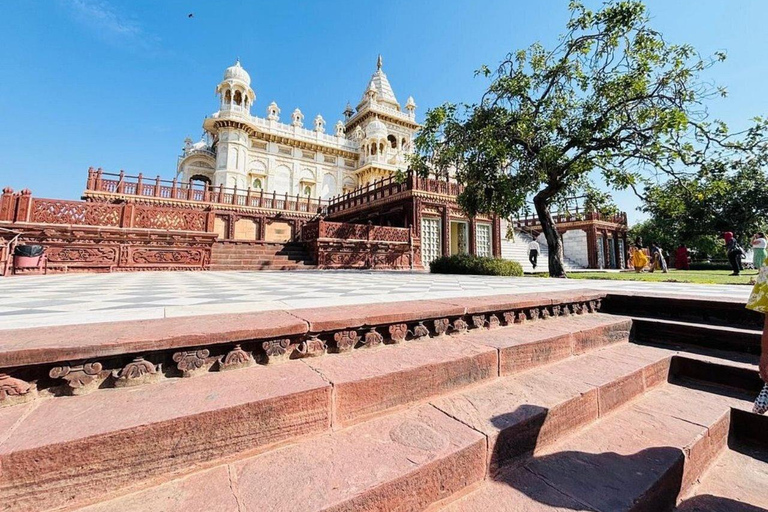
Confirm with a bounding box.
[187,13,194,18]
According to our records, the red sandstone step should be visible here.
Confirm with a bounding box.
[0,362,331,512]
[676,444,768,511]
[430,342,675,472]
[73,404,486,512]
[303,314,631,427]
[440,382,752,512]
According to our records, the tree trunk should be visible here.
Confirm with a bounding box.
[534,193,567,278]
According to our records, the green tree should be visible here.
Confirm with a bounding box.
[411,0,764,276]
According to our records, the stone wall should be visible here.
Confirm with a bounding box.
[562,229,589,268]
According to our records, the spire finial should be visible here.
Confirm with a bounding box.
[377,54,382,71]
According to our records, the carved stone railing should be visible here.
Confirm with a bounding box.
[302,220,411,244]
[326,172,465,216]
[512,211,628,228]
[84,168,327,214]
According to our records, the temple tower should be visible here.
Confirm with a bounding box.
[213,60,255,188]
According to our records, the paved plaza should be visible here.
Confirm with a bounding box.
[0,270,752,330]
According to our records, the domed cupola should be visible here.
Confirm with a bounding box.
[216,59,256,115]
[365,116,387,140]
[223,59,251,86]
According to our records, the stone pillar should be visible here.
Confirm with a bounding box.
[15,189,33,223]
[602,231,610,269]
[441,206,450,257]
[468,217,477,255]
[492,215,502,257]
[586,227,598,269]
[0,187,15,222]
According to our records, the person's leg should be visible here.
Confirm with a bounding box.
[761,315,768,382]
[728,252,740,275]
[532,250,538,269]
[661,255,668,273]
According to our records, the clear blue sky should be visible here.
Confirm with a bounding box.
[1,0,766,225]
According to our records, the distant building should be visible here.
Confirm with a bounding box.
[177,57,419,201]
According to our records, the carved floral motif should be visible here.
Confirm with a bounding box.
[296,335,326,358]
[503,311,516,325]
[112,357,162,386]
[471,315,486,329]
[452,318,469,334]
[219,345,255,370]
[172,349,211,377]
[528,308,541,321]
[363,328,384,348]
[0,373,36,406]
[488,314,501,329]
[389,324,408,343]
[334,330,359,352]
[541,307,551,320]
[434,318,450,336]
[262,339,292,362]
[49,362,108,394]
[413,322,430,339]
[552,305,562,317]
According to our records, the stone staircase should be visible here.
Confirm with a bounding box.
[209,241,316,271]
[501,229,584,274]
[0,291,765,511]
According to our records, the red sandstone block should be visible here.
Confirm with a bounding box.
[75,466,239,512]
[438,292,553,314]
[0,310,308,368]
[290,299,465,332]
[304,336,497,426]
[0,361,331,512]
[232,404,486,512]
[596,369,646,415]
[571,316,631,354]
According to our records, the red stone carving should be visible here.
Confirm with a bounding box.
[552,305,562,317]
[296,335,326,358]
[219,345,255,371]
[49,362,107,394]
[388,323,408,343]
[333,330,359,352]
[31,199,121,227]
[503,311,516,325]
[452,318,469,334]
[46,246,118,265]
[363,328,384,348]
[133,206,207,231]
[573,303,585,315]
[172,349,211,377]
[488,314,501,329]
[471,315,486,329]
[541,307,551,320]
[515,311,527,324]
[130,248,205,266]
[413,322,430,339]
[0,373,36,406]
[112,357,162,387]
[262,339,292,362]
[434,318,450,336]
[528,308,541,321]
[561,304,572,316]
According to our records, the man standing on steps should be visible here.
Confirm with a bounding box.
[528,238,540,270]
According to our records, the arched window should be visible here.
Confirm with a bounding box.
[233,90,242,106]
[303,185,312,196]
[224,90,232,104]
[252,178,262,189]
[371,143,377,155]
[388,134,397,149]
[190,174,211,185]
[401,137,407,148]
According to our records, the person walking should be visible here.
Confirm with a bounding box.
[630,244,649,273]
[649,242,668,273]
[724,232,745,276]
[752,233,767,272]
[528,238,540,270]
[746,257,768,414]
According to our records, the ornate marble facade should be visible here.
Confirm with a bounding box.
[178,56,419,201]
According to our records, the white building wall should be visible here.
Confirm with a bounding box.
[562,229,589,268]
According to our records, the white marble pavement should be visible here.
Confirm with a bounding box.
[0,270,752,330]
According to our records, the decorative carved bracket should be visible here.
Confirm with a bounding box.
[452,318,468,334]
[363,328,384,348]
[471,315,486,330]
[413,322,430,340]
[389,323,408,344]
[112,357,162,387]
[503,311,516,325]
[219,345,255,371]
[172,349,213,377]
[0,373,37,407]
[434,318,450,336]
[49,362,108,395]
[528,308,541,321]
[296,335,326,358]
[333,331,359,353]
[488,314,501,329]
[262,339,293,363]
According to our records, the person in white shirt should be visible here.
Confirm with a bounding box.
[528,239,540,270]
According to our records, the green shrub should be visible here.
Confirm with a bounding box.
[429,254,523,276]
[688,261,735,271]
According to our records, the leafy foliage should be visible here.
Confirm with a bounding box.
[411,0,766,277]
[430,254,523,276]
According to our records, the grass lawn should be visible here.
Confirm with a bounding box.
[564,269,757,285]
